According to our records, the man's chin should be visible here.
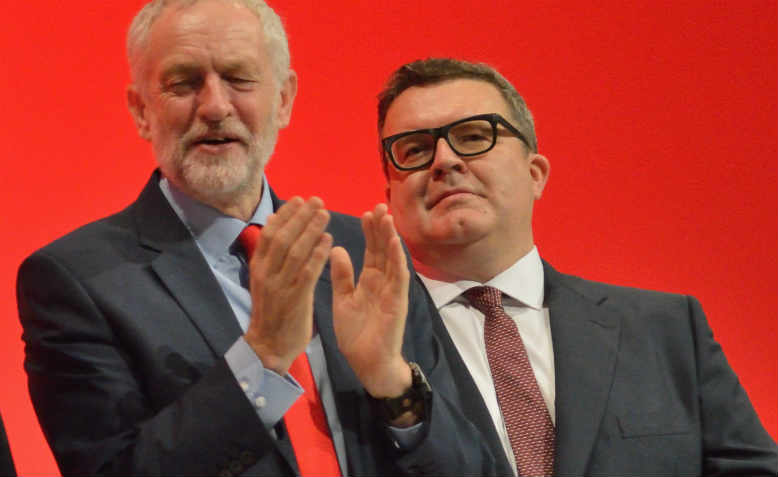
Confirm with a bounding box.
[179,160,260,204]
[423,213,493,245]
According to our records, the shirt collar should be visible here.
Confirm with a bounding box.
[158,175,274,259]
[418,246,545,311]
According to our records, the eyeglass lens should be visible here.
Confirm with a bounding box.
[391,119,495,169]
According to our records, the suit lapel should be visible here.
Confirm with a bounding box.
[133,172,243,356]
[422,277,515,474]
[312,232,378,476]
[543,262,621,476]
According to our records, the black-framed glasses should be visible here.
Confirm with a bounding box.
[382,113,529,171]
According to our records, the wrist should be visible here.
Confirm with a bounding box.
[364,359,413,398]
[372,362,431,426]
[244,333,293,375]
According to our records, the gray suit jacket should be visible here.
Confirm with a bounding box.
[428,261,778,476]
[16,172,497,476]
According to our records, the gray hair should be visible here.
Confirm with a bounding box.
[377,58,538,169]
[127,0,290,90]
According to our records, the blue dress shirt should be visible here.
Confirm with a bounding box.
[158,177,419,474]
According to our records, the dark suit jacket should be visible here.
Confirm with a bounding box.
[0,412,16,477]
[429,261,778,476]
[16,172,496,476]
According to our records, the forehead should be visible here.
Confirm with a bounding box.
[146,0,266,75]
[382,79,511,136]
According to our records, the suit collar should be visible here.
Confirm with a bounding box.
[543,261,621,476]
[418,246,545,311]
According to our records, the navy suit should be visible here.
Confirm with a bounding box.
[16,172,496,476]
[0,412,16,477]
[429,262,778,475]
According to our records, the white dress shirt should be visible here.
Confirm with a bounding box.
[417,246,555,475]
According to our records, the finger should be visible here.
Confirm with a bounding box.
[259,197,326,274]
[257,196,305,269]
[297,232,333,295]
[376,209,398,269]
[361,209,377,270]
[386,234,410,297]
[277,207,331,282]
[329,246,355,299]
[263,196,304,233]
[251,196,302,264]
[381,212,409,291]
[363,203,389,270]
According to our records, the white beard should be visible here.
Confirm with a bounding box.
[155,109,280,208]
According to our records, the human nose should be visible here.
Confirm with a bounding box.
[429,136,466,179]
[196,75,233,122]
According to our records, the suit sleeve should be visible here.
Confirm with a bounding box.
[388,276,500,476]
[688,296,778,475]
[17,251,290,476]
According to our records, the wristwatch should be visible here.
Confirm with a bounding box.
[376,361,432,422]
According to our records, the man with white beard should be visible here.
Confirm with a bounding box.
[15,2,497,475]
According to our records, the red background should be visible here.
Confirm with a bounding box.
[2,1,775,475]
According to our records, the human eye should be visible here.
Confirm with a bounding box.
[164,76,200,96]
[225,75,257,91]
[452,123,492,144]
[394,134,433,165]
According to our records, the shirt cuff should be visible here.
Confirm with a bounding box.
[225,336,303,430]
[387,421,426,450]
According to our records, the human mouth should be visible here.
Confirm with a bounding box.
[190,133,244,153]
[426,189,477,209]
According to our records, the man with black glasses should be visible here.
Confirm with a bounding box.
[377,57,778,476]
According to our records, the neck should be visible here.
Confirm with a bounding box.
[411,240,535,284]
[171,177,264,223]
[208,190,262,222]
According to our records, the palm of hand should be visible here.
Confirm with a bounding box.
[334,262,407,363]
[330,204,411,396]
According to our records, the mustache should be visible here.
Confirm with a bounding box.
[182,120,251,149]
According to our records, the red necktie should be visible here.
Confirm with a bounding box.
[238,225,342,477]
[464,286,555,477]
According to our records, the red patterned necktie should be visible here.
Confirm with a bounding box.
[464,286,555,477]
[238,225,342,477]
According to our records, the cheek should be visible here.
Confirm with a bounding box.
[237,93,275,130]
[164,91,200,118]
[388,177,422,210]
[392,183,434,240]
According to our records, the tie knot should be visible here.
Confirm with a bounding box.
[463,286,504,315]
[238,224,262,260]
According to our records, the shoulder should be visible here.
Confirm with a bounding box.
[21,172,167,277]
[19,204,142,283]
[543,260,698,318]
[543,261,710,357]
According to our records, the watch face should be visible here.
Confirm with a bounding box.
[408,362,431,392]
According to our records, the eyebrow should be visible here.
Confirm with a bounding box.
[159,63,200,81]
[159,61,261,81]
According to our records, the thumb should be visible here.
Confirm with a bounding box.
[329,246,355,297]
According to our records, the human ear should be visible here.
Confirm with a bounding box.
[528,153,550,199]
[127,85,151,141]
[276,70,298,129]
